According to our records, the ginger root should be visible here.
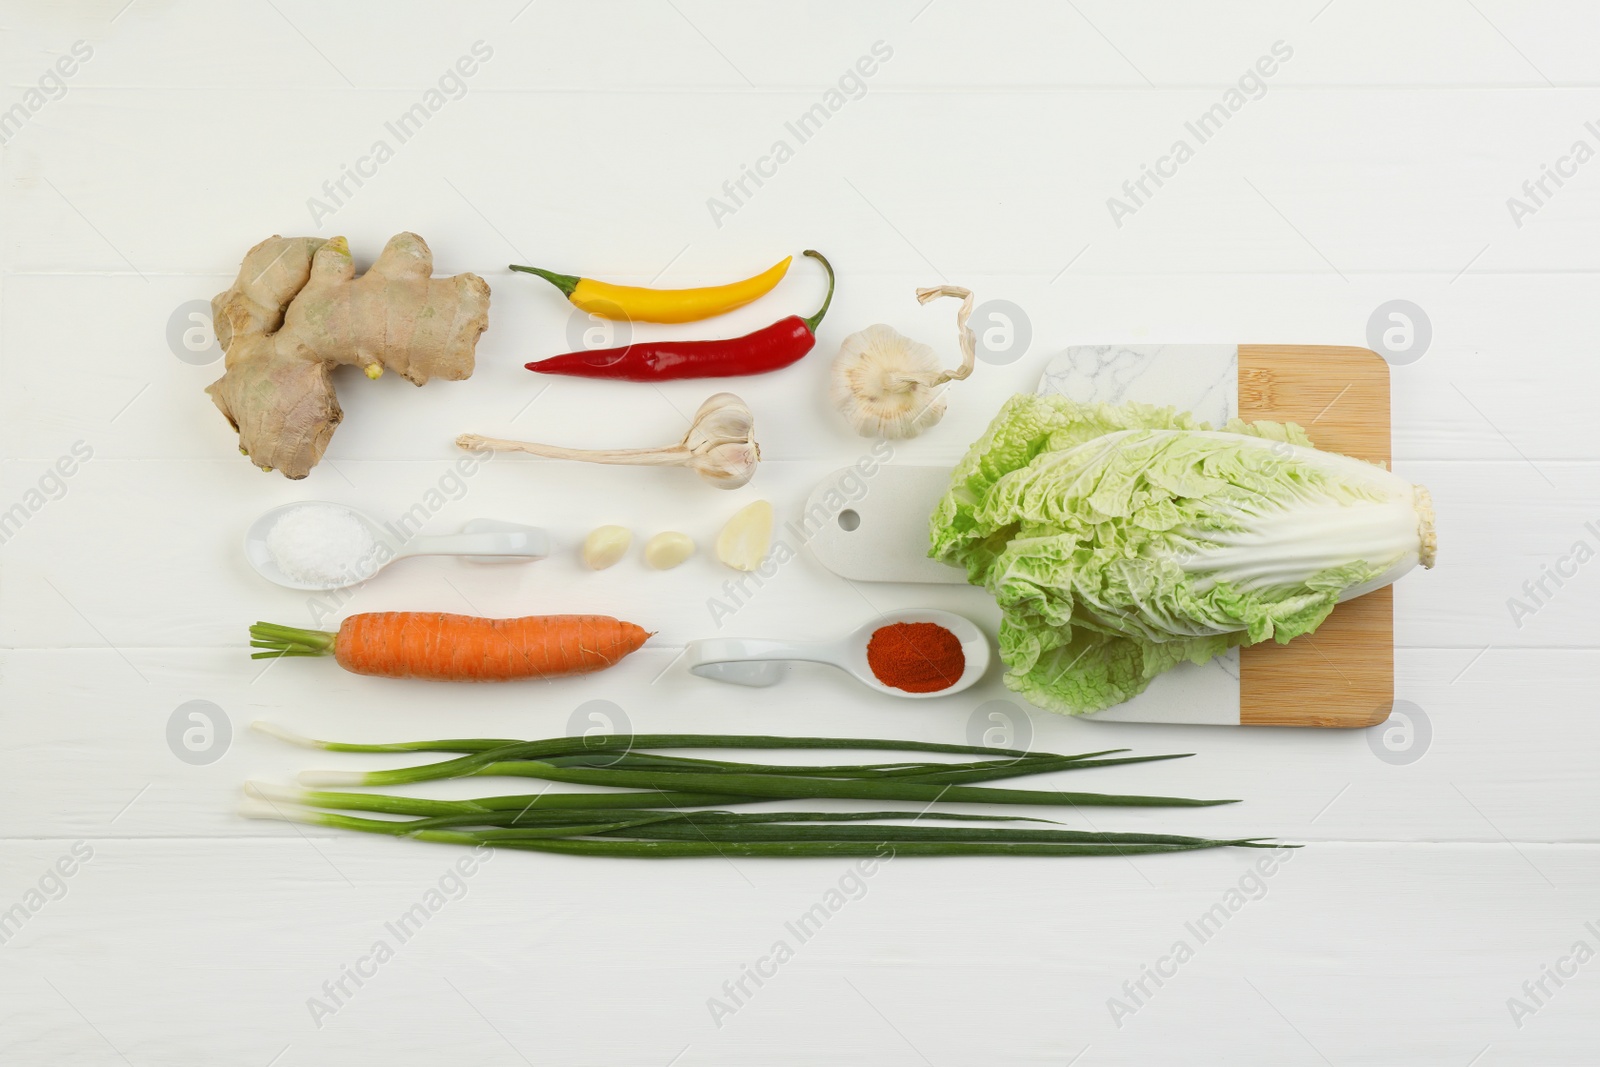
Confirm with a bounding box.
[207,232,490,479]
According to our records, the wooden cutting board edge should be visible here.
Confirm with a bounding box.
[1237,344,1394,728]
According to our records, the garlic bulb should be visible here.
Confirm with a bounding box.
[830,285,976,440]
[676,392,761,488]
[458,392,759,489]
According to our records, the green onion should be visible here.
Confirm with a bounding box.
[438,834,1262,860]
[533,749,1182,782]
[290,737,1232,808]
[590,823,1275,847]
[242,799,1277,858]
[243,725,1291,859]
[256,723,1038,758]
[453,760,1235,808]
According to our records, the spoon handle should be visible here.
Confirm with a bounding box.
[393,529,549,560]
[684,638,841,688]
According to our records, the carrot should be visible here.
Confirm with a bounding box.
[249,613,651,682]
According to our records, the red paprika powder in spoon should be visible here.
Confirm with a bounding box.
[866,621,965,694]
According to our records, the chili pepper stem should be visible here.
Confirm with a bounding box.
[508,264,580,298]
[801,249,836,334]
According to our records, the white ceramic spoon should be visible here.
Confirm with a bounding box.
[684,609,989,699]
[245,501,549,591]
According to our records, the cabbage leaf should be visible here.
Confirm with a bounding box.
[930,395,1431,715]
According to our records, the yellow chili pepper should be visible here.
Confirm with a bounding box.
[509,256,792,324]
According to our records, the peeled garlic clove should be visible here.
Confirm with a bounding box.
[644,531,696,570]
[582,525,632,570]
[716,500,773,572]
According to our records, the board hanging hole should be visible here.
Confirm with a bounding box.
[838,509,861,532]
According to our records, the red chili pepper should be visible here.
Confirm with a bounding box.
[525,250,834,382]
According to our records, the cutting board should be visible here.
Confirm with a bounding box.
[804,344,1394,728]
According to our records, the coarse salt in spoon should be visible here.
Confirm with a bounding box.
[244,501,548,591]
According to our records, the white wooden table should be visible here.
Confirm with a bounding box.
[3,3,1596,1063]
